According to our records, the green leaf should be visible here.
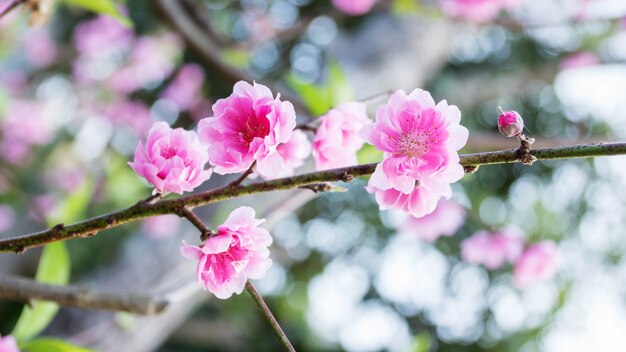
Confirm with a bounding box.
[220,48,250,69]
[286,74,332,116]
[409,333,432,352]
[11,242,70,341]
[391,0,422,15]
[357,144,383,164]
[61,0,132,27]
[20,338,92,352]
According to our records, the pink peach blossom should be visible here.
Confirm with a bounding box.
[313,102,369,171]
[331,0,377,16]
[440,0,523,23]
[24,29,57,68]
[161,63,205,111]
[73,15,133,59]
[514,241,558,287]
[129,122,211,194]
[361,89,468,217]
[399,199,466,242]
[198,81,296,178]
[104,100,154,135]
[275,129,311,177]
[180,206,273,299]
[0,335,18,352]
[498,110,524,137]
[461,227,525,269]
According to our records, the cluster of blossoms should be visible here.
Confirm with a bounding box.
[331,0,377,16]
[130,80,558,297]
[462,227,558,287]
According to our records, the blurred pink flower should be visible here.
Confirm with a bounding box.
[461,227,525,269]
[24,28,57,68]
[362,89,468,217]
[129,122,212,194]
[73,15,133,58]
[142,214,181,239]
[1,100,55,163]
[275,129,311,177]
[104,100,154,135]
[46,168,85,193]
[198,81,296,178]
[331,0,377,15]
[0,70,28,96]
[440,0,523,22]
[0,335,19,352]
[498,110,524,137]
[399,199,466,242]
[559,51,600,71]
[180,206,273,299]
[0,205,15,233]
[161,63,205,111]
[514,241,558,288]
[312,102,369,171]
[108,34,181,93]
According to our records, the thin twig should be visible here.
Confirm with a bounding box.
[178,205,213,241]
[228,161,256,188]
[0,0,23,20]
[1,142,625,253]
[245,280,296,352]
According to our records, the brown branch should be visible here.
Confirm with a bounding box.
[228,161,256,188]
[245,280,295,352]
[1,142,625,253]
[0,275,168,315]
[0,0,23,20]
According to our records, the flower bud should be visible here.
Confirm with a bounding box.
[498,109,524,137]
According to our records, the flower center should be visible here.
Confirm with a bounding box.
[396,129,439,158]
[240,106,271,146]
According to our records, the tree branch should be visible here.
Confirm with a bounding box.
[1,142,625,253]
[0,275,169,315]
[245,280,295,352]
[0,0,23,20]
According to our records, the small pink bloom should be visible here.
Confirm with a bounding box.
[497,110,524,137]
[440,0,523,23]
[0,335,18,352]
[461,227,525,269]
[514,241,558,288]
[313,102,369,171]
[180,206,273,299]
[198,81,297,178]
[73,15,133,59]
[559,51,600,71]
[129,122,212,194]
[161,63,205,111]
[275,129,311,177]
[24,28,57,68]
[399,199,466,242]
[331,0,377,15]
[362,89,469,217]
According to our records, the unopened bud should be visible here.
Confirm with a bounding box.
[498,108,524,138]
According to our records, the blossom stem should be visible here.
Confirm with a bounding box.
[245,280,296,352]
[1,142,626,253]
[178,206,213,241]
[228,161,257,188]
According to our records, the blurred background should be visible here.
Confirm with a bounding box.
[1,0,626,351]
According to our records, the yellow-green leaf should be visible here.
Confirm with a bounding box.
[20,338,92,352]
[61,0,132,27]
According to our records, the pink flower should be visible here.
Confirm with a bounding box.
[0,335,19,352]
[440,0,523,23]
[73,15,133,59]
[559,51,600,71]
[313,102,369,171]
[198,81,296,178]
[513,241,558,288]
[180,206,273,299]
[498,110,524,137]
[161,63,205,111]
[129,122,212,194]
[24,29,57,68]
[0,205,15,233]
[461,227,525,269]
[361,89,469,217]
[331,0,377,15]
[399,199,466,242]
[275,129,311,177]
